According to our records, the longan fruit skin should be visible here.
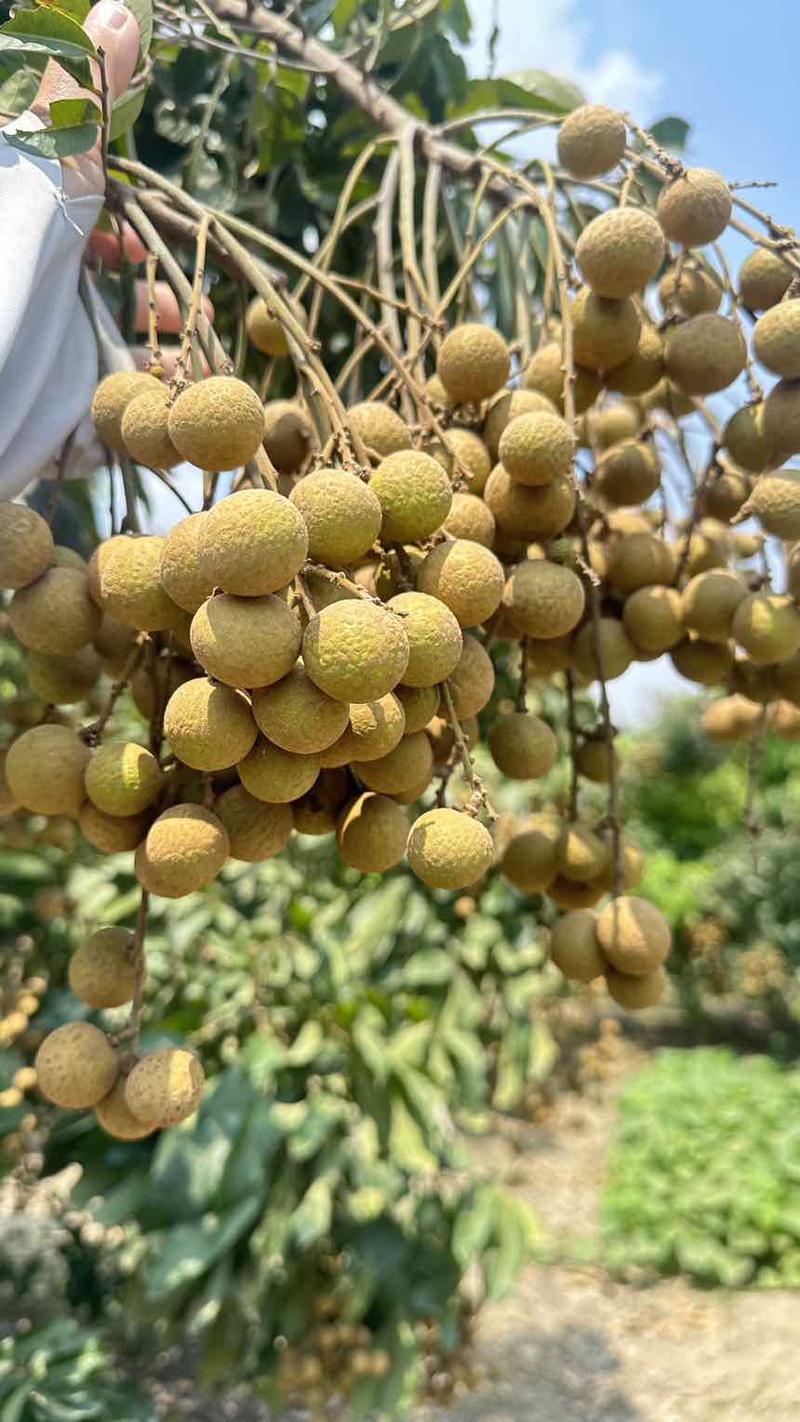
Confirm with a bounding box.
[9,567,101,655]
[125,1048,204,1127]
[68,927,137,1010]
[448,634,495,718]
[622,586,683,654]
[572,290,641,372]
[85,741,164,817]
[6,725,91,818]
[753,301,800,380]
[386,591,463,688]
[605,325,665,397]
[406,807,494,891]
[571,619,636,683]
[671,637,733,686]
[442,492,496,548]
[78,802,149,854]
[0,502,53,590]
[596,895,672,976]
[555,822,609,884]
[395,684,440,736]
[657,167,731,247]
[121,385,180,469]
[199,489,309,598]
[437,324,510,404]
[488,712,558,780]
[550,910,606,983]
[498,411,574,487]
[159,514,215,614]
[302,600,410,704]
[659,263,722,317]
[439,427,493,493]
[723,404,769,474]
[762,382,800,463]
[557,105,626,179]
[606,965,666,1010]
[263,400,314,473]
[681,569,747,643]
[95,1078,156,1141]
[370,451,453,543]
[91,371,161,451]
[347,402,411,458]
[415,539,505,629]
[320,693,406,767]
[337,793,409,873]
[576,207,665,299]
[164,677,258,771]
[482,389,556,462]
[252,665,349,754]
[246,295,291,356]
[500,815,560,893]
[595,440,660,507]
[484,466,576,542]
[190,593,302,689]
[35,1022,118,1110]
[606,533,675,595]
[502,559,585,640]
[524,343,602,414]
[215,785,294,862]
[135,804,229,898]
[355,731,434,796]
[26,646,101,704]
[665,314,747,397]
[738,248,792,313]
[92,535,177,632]
[167,376,265,473]
[238,738,320,804]
[289,468,382,568]
[732,592,800,666]
[743,468,800,540]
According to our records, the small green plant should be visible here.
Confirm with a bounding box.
[0,1320,156,1421]
[602,1048,800,1288]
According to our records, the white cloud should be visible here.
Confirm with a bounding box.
[465,0,661,118]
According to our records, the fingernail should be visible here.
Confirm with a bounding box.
[93,0,129,30]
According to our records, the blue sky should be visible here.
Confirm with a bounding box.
[468,0,799,236]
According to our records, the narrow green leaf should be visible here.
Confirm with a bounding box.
[0,35,94,88]
[38,0,92,22]
[2,7,96,53]
[49,96,101,126]
[648,115,691,153]
[109,84,144,142]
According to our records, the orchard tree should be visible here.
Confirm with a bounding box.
[2,0,800,1411]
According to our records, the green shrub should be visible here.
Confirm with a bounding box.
[602,1048,800,1288]
[0,1320,156,1421]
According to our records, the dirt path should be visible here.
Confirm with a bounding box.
[415,1065,800,1422]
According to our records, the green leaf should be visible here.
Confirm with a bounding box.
[142,1197,261,1299]
[49,96,101,125]
[0,61,42,117]
[508,68,584,113]
[38,0,91,22]
[126,0,153,62]
[648,116,690,152]
[109,84,145,142]
[290,1175,333,1249]
[0,35,94,88]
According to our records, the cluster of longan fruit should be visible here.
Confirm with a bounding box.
[4,100,800,1133]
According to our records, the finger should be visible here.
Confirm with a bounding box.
[88,224,149,268]
[134,282,215,334]
[132,346,212,379]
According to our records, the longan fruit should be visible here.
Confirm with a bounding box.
[167,376,265,472]
[0,502,53,589]
[550,910,605,983]
[406,807,494,891]
[576,206,665,299]
[657,167,731,246]
[557,105,626,179]
[290,468,382,568]
[596,895,671,975]
[437,324,510,404]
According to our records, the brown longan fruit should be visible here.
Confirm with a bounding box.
[571,618,636,682]
[68,926,137,1009]
[488,712,557,780]
[557,105,626,179]
[6,725,90,817]
[484,466,576,541]
[85,741,164,817]
[159,514,215,614]
[263,400,315,474]
[576,206,665,299]
[215,785,294,862]
[415,539,505,629]
[164,676,258,771]
[238,738,320,804]
[722,404,769,474]
[498,411,574,487]
[190,593,302,689]
[302,600,410,703]
[442,491,496,548]
[35,1021,118,1109]
[95,1077,155,1141]
[482,389,555,462]
[738,248,792,312]
[448,634,495,718]
[370,451,452,543]
[321,692,406,767]
[550,910,605,982]
[523,343,602,414]
[681,569,747,643]
[135,804,229,897]
[355,732,434,796]
[78,802,149,854]
[500,814,560,893]
[121,385,180,469]
[740,467,800,540]
[665,314,747,396]
[0,502,53,589]
[554,821,609,883]
[347,401,411,458]
[671,636,733,686]
[502,559,585,639]
[167,376,265,472]
[9,567,100,654]
[606,324,665,397]
[605,964,666,1010]
[659,262,722,317]
[386,591,463,688]
[292,769,352,836]
[595,440,660,507]
[252,664,349,754]
[336,793,409,873]
[290,468,382,569]
[125,1048,204,1127]
[91,371,161,451]
[762,381,800,462]
[199,489,308,598]
[90,535,176,632]
[607,532,675,594]
[732,592,800,666]
[657,167,731,246]
[395,684,440,736]
[585,399,641,449]
[26,646,101,704]
[753,300,800,379]
[406,807,494,890]
[596,895,671,975]
[437,324,510,404]
[246,295,299,356]
[572,289,641,371]
[622,585,683,654]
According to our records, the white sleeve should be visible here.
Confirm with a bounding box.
[0,117,133,501]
